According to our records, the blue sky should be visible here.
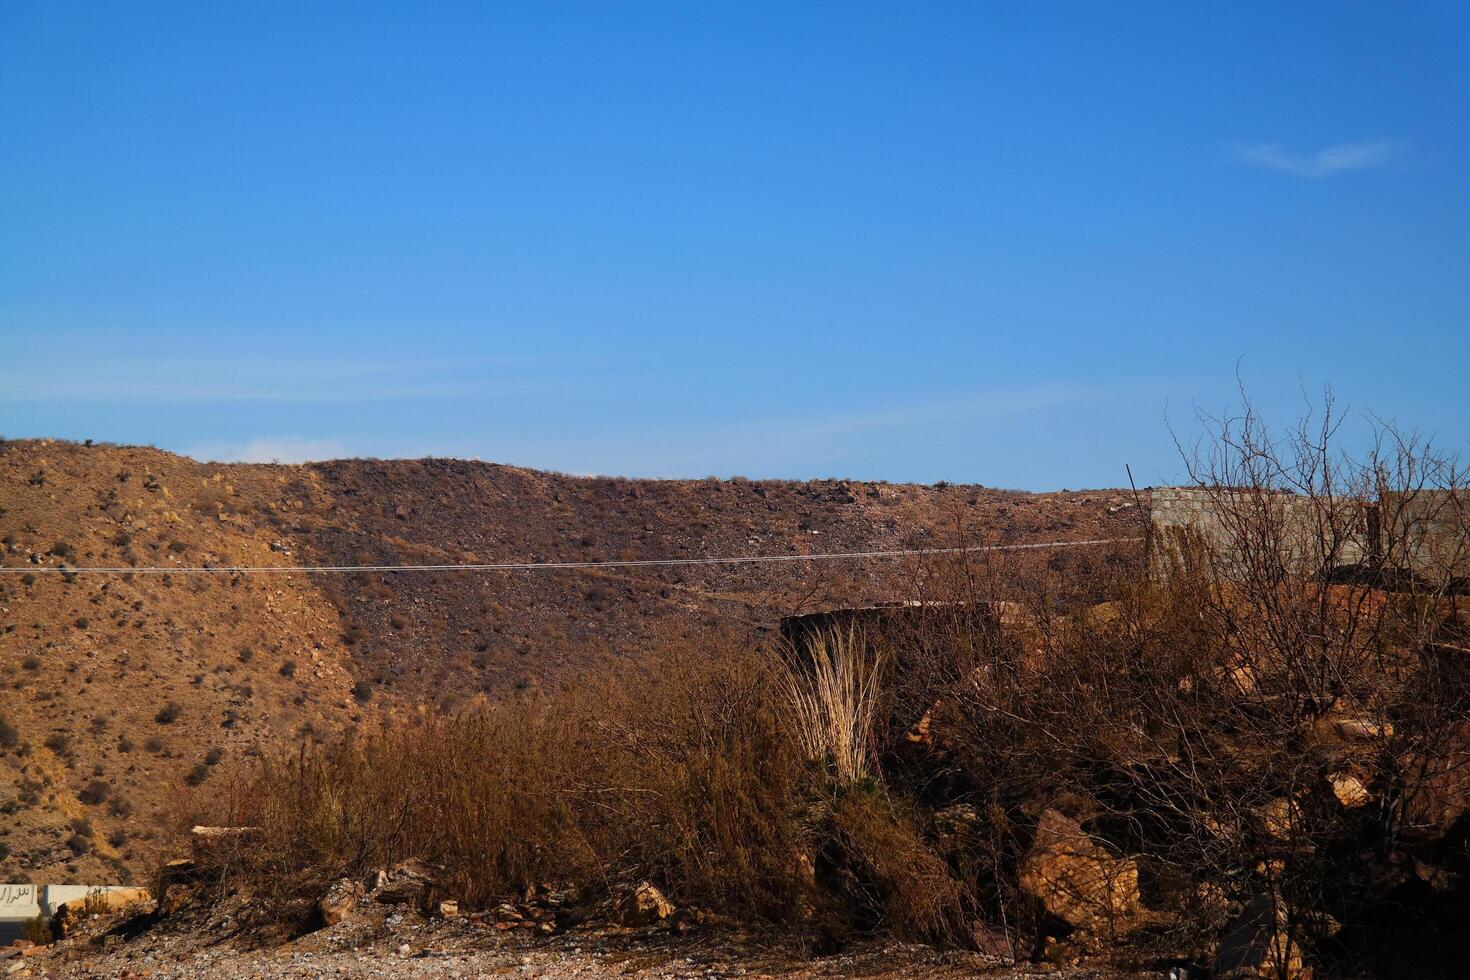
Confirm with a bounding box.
[2,2,1466,488]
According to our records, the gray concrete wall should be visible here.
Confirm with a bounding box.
[1150,487,1373,577]
[0,884,141,942]
[0,884,40,942]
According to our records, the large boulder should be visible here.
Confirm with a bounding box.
[318,878,364,926]
[620,881,675,927]
[1019,809,1140,935]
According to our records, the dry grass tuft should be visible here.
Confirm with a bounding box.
[782,627,885,785]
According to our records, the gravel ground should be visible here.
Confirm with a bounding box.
[11,908,1150,980]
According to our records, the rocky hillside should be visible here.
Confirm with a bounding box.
[0,438,1138,884]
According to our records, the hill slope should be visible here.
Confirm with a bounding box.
[0,438,1138,882]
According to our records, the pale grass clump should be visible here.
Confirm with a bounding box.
[783,627,885,784]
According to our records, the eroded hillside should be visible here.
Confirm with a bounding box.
[0,439,1137,882]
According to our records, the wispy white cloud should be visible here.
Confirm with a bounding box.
[1235,141,1398,178]
[184,437,349,464]
[0,352,547,403]
[162,381,1133,480]
[460,382,1121,478]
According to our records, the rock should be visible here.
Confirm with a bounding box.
[1214,894,1309,978]
[1413,859,1454,891]
[1258,798,1297,840]
[1018,809,1140,935]
[1328,774,1369,808]
[375,860,434,906]
[437,899,460,918]
[189,825,261,864]
[189,825,259,839]
[318,879,363,926]
[620,881,675,927]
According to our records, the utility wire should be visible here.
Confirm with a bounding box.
[0,537,1141,576]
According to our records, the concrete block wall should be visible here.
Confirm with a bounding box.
[1151,487,1373,576]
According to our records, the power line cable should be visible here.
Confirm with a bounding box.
[0,537,1141,576]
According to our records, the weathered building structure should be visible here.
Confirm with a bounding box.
[1150,487,1467,585]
